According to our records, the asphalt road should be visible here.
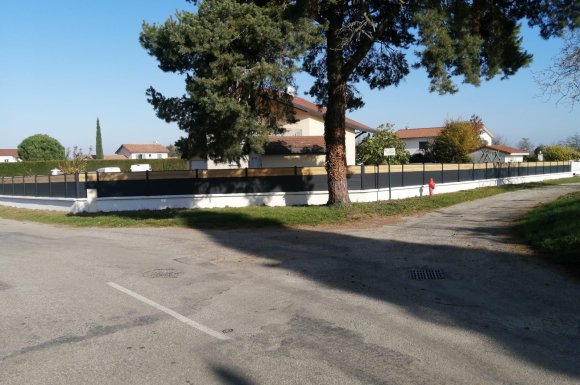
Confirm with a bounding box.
[1,184,579,385]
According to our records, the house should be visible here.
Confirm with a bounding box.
[0,149,20,163]
[394,126,495,155]
[115,144,169,160]
[469,145,529,163]
[188,96,372,169]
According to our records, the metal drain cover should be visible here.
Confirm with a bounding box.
[408,269,445,280]
[143,269,182,278]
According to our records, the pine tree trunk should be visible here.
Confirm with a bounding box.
[324,13,351,206]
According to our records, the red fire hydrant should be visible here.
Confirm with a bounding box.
[428,178,436,197]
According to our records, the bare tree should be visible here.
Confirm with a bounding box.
[535,29,579,107]
[517,137,534,151]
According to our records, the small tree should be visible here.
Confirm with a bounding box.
[432,119,484,163]
[166,143,182,158]
[356,124,409,165]
[95,118,104,159]
[58,146,92,174]
[17,134,65,161]
[517,137,534,151]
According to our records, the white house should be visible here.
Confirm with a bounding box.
[469,145,529,163]
[0,149,19,163]
[394,126,495,155]
[115,144,169,160]
[188,96,371,169]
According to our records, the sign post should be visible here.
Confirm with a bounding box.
[384,148,396,200]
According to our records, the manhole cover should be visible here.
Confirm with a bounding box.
[143,269,182,278]
[408,269,445,280]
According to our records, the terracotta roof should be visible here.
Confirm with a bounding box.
[116,144,169,154]
[394,127,444,139]
[290,96,372,131]
[265,135,325,155]
[102,154,128,160]
[0,149,18,157]
[478,145,529,155]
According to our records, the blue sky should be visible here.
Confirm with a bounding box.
[1,1,577,154]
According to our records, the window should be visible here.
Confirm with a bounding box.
[419,141,429,150]
[137,154,143,159]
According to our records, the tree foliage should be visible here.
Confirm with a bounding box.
[432,119,484,163]
[356,124,409,165]
[561,133,580,151]
[58,146,92,174]
[542,145,580,161]
[535,29,579,107]
[142,0,576,204]
[141,0,316,164]
[17,134,65,161]
[95,118,104,160]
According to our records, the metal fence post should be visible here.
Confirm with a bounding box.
[422,163,425,185]
[388,158,391,200]
[35,175,38,196]
[472,163,475,181]
[75,173,80,198]
[48,174,52,197]
[457,163,460,182]
[360,164,365,190]
[146,170,150,196]
[441,163,444,184]
[64,174,68,198]
[401,164,405,187]
[22,176,25,196]
[485,162,488,179]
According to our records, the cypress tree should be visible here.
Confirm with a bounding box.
[95,118,104,159]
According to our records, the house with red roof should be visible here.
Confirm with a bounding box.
[115,144,170,160]
[0,149,20,163]
[188,95,372,169]
[469,145,529,163]
[394,126,495,156]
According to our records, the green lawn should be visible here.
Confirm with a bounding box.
[517,190,580,274]
[0,177,577,229]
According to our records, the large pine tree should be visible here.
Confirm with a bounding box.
[141,0,576,205]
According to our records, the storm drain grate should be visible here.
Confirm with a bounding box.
[408,269,445,280]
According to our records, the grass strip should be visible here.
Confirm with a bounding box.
[0,177,578,229]
[517,190,580,273]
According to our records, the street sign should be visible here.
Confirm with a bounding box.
[383,148,396,157]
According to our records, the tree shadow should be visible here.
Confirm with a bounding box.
[211,365,256,385]
[187,212,580,379]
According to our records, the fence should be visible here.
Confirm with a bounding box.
[0,173,87,198]
[0,162,569,199]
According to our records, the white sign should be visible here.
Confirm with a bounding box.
[383,148,396,157]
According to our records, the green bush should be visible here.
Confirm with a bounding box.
[542,145,580,161]
[0,158,188,176]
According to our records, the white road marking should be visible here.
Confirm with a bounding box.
[106,282,230,341]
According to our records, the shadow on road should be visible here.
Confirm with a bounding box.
[181,211,580,380]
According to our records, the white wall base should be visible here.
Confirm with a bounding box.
[0,172,573,213]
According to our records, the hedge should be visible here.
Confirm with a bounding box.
[0,158,188,177]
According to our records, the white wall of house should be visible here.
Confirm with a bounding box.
[469,150,526,163]
[0,156,18,163]
[261,154,326,168]
[480,132,493,146]
[402,138,431,155]
[188,157,249,170]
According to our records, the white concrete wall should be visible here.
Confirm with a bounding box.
[1,171,571,213]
